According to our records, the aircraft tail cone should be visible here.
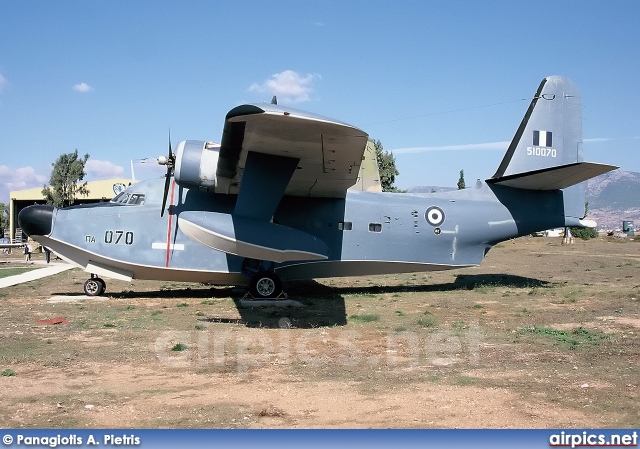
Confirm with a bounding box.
[18,205,55,237]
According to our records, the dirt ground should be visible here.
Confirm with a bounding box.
[0,237,638,428]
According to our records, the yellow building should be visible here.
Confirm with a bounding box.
[7,141,382,242]
[8,178,135,242]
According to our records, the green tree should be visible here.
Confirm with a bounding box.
[583,201,589,219]
[0,203,8,237]
[457,169,466,190]
[570,202,597,239]
[569,227,598,240]
[373,139,400,192]
[42,150,90,207]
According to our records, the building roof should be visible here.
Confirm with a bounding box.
[10,178,136,201]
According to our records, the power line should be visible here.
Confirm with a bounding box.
[363,98,527,126]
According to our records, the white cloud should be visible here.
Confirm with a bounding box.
[584,138,612,143]
[249,70,320,103]
[0,161,129,202]
[393,138,614,155]
[0,165,49,203]
[85,159,124,179]
[73,82,94,93]
[392,141,510,155]
[0,73,6,92]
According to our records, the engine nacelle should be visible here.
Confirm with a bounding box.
[174,140,221,193]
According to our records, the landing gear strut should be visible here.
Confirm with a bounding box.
[84,275,106,296]
[248,270,283,299]
[242,259,286,300]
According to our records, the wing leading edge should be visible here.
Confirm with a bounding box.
[215,104,369,198]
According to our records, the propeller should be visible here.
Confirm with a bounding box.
[158,134,175,217]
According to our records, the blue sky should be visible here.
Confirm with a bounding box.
[1,1,639,203]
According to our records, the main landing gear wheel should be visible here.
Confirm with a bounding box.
[84,277,106,296]
[248,271,283,299]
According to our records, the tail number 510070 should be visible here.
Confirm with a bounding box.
[104,230,134,245]
[526,146,557,157]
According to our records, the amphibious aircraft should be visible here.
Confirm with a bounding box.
[18,76,616,298]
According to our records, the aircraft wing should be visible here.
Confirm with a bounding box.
[215,104,369,198]
[173,103,369,262]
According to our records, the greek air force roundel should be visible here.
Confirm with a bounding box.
[425,206,445,227]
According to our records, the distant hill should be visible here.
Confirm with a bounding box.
[408,170,640,230]
[408,186,456,194]
[586,170,640,230]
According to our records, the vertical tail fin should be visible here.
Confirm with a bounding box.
[488,76,616,190]
[487,76,617,224]
[493,76,583,179]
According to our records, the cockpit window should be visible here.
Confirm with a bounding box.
[111,192,145,205]
[111,192,127,203]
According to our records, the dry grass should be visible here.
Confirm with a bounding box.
[0,237,638,428]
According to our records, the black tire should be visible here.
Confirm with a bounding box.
[95,278,106,295]
[249,271,282,299]
[84,278,105,296]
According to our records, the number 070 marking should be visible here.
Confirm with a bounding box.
[104,230,134,245]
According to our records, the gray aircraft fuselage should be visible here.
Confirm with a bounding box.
[25,177,567,285]
[18,76,616,297]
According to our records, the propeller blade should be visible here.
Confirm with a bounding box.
[160,132,175,217]
[160,170,171,217]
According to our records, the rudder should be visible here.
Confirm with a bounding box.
[488,76,617,226]
[492,76,583,179]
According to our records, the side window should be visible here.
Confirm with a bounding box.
[368,223,382,233]
[127,194,145,205]
[111,193,145,205]
[111,192,127,203]
[338,221,353,231]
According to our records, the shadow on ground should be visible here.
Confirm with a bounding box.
[228,280,347,329]
[51,286,238,299]
[326,273,550,296]
[51,274,547,329]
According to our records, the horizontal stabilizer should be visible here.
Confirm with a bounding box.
[486,162,617,190]
[178,211,328,263]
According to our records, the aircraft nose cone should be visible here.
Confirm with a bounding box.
[18,205,55,236]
